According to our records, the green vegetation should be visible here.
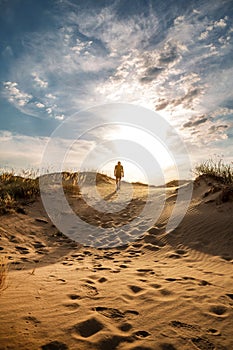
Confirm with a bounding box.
[195,158,233,185]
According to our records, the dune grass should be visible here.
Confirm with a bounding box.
[195,158,233,185]
[0,171,40,214]
[0,170,81,214]
[2,161,231,214]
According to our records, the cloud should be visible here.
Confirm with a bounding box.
[0,130,12,142]
[155,87,202,111]
[0,130,97,172]
[140,66,164,83]
[198,16,228,40]
[70,38,93,55]
[183,115,208,128]
[45,93,56,100]
[1,0,233,162]
[35,102,45,108]
[214,18,227,28]
[0,131,47,169]
[158,42,179,64]
[3,81,32,107]
[208,124,228,133]
[55,114,64,120]
[32,72,48,88]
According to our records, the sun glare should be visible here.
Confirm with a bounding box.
[107,124,177,185]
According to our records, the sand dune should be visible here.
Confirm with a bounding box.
[0,175,233,350]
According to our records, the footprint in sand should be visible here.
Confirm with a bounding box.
[133,330,151,339]
[175,248,188,256]
[170,325,218,350]
[191,337,215,350]
[96,334,134,350]
[143,234,166,247]
[68,294,81,300]
[94,306,139,321]
[128,285,144,294]
[81,278,96,285]
[41,340,68,349]
[94,306,125,320]
[71,317,104,338]
[69,284,98,298]
[165,278,177,282]
[170,320,200,337]
[226,293,233,300]
[181,276,211,287]
[159,288,175,299]
[150,283,162,289]
[208,304,229,317]
[63,303,80,310]
[118,322,132,332]
[206,328,221,336]
[98,277,108,283]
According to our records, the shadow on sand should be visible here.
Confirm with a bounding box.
[103,191,117,201]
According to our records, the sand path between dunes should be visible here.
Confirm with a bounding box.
[0,180,233,350]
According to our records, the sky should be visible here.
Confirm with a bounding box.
[0,0,233,184]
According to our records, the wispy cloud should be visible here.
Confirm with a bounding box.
[0,131,47,169]
[0,130,98,172]
[1,0,233,171]
[3,81,32,107]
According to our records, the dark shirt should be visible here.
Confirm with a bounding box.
[115,164,123,178]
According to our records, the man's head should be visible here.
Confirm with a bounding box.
[118,161,121,165]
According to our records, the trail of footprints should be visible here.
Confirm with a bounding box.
[169,320,222,350]
[69,304,151,349]
[23,276,232,350]
[60,272,232,350]
[10,238,232,350]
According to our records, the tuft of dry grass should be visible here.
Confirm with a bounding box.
[0,171,40,214]
[194,158,233,185]
[0,256,8,293]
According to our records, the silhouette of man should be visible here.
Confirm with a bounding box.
[114,161,124,191]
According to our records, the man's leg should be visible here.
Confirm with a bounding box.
[116,177,120,191]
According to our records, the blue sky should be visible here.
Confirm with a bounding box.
[0,0,233,182]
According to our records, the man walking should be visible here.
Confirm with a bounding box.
[114,161,124,191]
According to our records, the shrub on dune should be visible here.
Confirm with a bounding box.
[195,158,233,185]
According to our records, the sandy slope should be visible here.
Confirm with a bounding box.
[0,177,233,350]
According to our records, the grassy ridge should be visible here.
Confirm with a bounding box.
[0,160,232,214]
[0,173,40,214]
[0,171,81,214]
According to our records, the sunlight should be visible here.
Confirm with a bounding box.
[107,124,177,185]
[99,159,148,184]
